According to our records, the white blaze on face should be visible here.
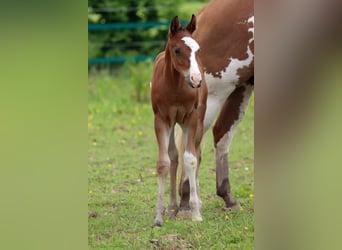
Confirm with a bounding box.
[181,37,202,87]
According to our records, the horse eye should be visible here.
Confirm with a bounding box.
[173,48,180,55]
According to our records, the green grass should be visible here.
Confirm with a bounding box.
[88,65,254,249]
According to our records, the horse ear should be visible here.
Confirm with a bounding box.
[186,14,196,34]
[170,16,180,37]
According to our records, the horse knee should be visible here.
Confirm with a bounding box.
[184,152,197,171]
[157,160,170,175]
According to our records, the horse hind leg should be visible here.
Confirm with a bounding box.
[213,84,253,209]
[175,127,191,212]
[168,128,179,218]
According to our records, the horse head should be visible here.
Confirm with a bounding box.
[167,15,202,88]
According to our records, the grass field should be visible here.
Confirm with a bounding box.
[88,64,254,249]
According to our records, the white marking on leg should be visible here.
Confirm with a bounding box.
[183,151,202,221]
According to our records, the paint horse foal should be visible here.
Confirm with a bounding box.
[178,0,254,211]
[151,15,207,226]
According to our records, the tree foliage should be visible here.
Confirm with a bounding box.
[88,0,183,61]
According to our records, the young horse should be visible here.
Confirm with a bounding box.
[177,0,254,211]
[150,15,207,226]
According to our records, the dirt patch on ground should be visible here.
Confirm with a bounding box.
[149,233,194,249]
[88,211,98,218]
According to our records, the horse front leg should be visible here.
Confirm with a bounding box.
[195,93,207,213]
[178,105,207,213]
[181,113,202,222]
[213,84,253,209]
[154,115,171,227]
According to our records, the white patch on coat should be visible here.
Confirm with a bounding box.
[203,16,254,133]
[248,16,254,44]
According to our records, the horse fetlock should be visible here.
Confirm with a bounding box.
[224,193,241,209]
[218,192,241,209]
[189,198,201,214]
[168,205,179,218]
[199,199,203,211]
[154,205,165,226]
[154,216,163,227]
[156,204,165,214]
[191,209,203,222]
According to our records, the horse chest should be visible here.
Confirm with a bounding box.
[153,86,199,124]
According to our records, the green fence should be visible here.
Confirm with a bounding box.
[88,21,187,65]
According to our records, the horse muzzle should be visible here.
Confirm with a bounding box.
[186,73,202,88]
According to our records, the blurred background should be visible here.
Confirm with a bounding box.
[2,0,342,249]
[88,0,208,106]
[88,0,206,70]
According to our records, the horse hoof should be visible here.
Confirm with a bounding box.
[224,203,242,211]
[192,214,203,222]
[154,220,163,227]
[154,216,163,227]
[168,207,179,219]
